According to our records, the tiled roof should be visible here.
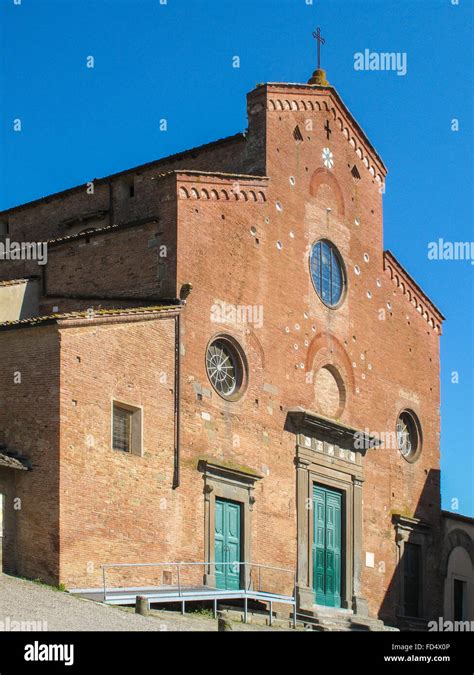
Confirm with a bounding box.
[0,278,36,287]
[46,216,160,246]
[0,450,29,471]
[154,170,269,181]
[0,133,246,215]
[46,223,123,246]
[442,510,474,525]
[0,305,180,331]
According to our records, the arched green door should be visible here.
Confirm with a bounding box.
[313,485,342,607]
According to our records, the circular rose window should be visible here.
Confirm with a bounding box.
[205,337,246,400]
[396,411,422,462]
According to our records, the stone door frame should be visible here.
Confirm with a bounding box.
[288,409,378,616]
[393,514,431,622]
[295,452,366,614]
[198,460,262,589]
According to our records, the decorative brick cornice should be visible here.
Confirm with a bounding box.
[173,172,269,203]
[384,251,445,334]
[250,83,387,183]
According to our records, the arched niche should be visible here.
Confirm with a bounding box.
[309,168,345,218]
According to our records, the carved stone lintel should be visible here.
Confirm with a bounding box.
[287,408,381,456]
[392,514,430,543]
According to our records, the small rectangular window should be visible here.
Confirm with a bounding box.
[113,406,131,452]
[112,402,142,456]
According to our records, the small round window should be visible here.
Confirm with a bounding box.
[396,411,422,462]
[310,240,345,307]
[206,337,246,400]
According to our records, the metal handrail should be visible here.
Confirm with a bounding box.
[101,560,297,604]
[100,560,298,628]
[102,561,295,573]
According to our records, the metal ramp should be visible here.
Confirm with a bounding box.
[70,561,297,628]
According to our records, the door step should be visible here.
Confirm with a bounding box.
[299,607,399,632]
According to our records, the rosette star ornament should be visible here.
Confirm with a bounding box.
[322,147,334,169]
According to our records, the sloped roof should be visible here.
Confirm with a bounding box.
[0,451,29,471]
[0,133,246,215]
[0,305,180,331]
[0,278,37,287]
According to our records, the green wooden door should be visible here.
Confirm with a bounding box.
[313,485,342,607]
[215,499,241,590]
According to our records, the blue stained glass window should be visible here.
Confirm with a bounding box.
[310,240,345,307]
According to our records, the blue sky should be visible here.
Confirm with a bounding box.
[1,0,472,515]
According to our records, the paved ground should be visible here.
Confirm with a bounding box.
[0,574,290,632]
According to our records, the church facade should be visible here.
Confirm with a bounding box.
[0,66,445,629]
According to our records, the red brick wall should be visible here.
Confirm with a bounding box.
[0,83,443,623]
[1,134,251,247]
[57,315,179,589]
[173,85,442,621]
[45,219,176,301]
[0,326,60,584]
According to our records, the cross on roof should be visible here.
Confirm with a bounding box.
[312,27,326,70]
